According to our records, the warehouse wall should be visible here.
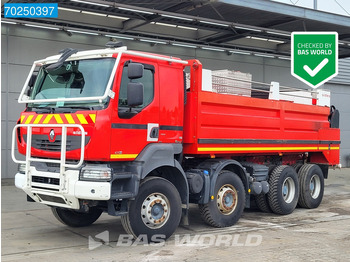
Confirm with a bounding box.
[1,24,349,178]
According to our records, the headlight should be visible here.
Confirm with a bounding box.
[18,163,26,174]
[80,166,112,181]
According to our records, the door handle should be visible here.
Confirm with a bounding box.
[147,123,159,142]
[150,127,159,138]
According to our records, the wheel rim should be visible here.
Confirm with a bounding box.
[310,174,321,199]
[217,184,237,215]
[282,177,295,203]
[141,192,170,229]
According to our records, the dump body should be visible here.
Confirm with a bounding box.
[183,60,340,165]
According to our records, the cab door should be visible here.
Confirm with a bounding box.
[110,59,159,161]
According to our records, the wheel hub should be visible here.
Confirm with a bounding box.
[282,177,295,203]
[310,174,321,199]
[217,184,237,215]
[141,193,170,229]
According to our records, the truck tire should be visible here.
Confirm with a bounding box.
[267,165,299,215]
[292,162,303,174]
[255,194,271,213]
[121,177,181,242]
[51,207,102,227]
[199,171,245,228]
[297,164,324,209]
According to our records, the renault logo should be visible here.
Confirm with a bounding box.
[49,129,55,142]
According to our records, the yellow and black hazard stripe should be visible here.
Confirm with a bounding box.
[20,113,96,125]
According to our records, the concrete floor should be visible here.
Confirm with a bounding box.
[2,168,350,262]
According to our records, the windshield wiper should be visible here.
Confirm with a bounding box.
[30,106,55,113]
[57,106,94,111]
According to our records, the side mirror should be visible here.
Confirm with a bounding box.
[128,63,144,79]
[127,82,144,107]
[28,74,37,88]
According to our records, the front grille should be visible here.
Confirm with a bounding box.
[23,135,90,152]
[37,194,66,204]
[33,138,72,152]
[32,176,59,185]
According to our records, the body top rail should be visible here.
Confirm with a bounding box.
[210,74,326,103]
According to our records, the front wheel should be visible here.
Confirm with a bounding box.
[121,177,182,242]
[51,207,102,227]
[199,171,245,228]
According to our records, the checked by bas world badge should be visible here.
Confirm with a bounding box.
[291,32,338,88]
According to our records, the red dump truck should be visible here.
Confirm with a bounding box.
[12,44,340,241]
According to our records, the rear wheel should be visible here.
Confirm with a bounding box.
[267,165,299,215]
[52,207,102,227]
[199,171,245,227]
[297,164,324,209]
[121,177,181,242]
[255,194,271,213]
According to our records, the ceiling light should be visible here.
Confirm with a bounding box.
[107,15,128,20]
[1,20,17,24]
[81,11,106,16]
[278,56,291,60]
[58,7,80,13]
[200,20,229,27]
[68,29,99,35]
[250,36,269,41]
[24,24,60,30]
[118,7,154,15]
[172,43,197,48]
[71,0,110,7]
[153,22,176,28]
[254,53,275,58]
[247,36,285,44]
[230,50,251,55]
[177,25,197,31]
[266,31,290,37]
[105,34,134,40]
[161,14,193,21]
[235,26,262,32]
[140,39,167,45]
[268,39,285,44]
[202,47,225,52]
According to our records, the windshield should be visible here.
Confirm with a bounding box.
[28,58,115,109]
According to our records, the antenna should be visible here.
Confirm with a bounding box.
[105,41,124,48]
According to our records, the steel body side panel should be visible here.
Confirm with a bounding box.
[183,84,340,164]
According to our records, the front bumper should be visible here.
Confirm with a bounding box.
[15,167,111,210]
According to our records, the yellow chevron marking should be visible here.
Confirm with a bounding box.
[43,115,53,124]
[89,114,96,123]
[77,114,88,124]
[110,154,138,159]
[25,115,34,124]
[21,115,25,123]
[33,115,43,124]
[65,114,75,124]
[54,114,63,124]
